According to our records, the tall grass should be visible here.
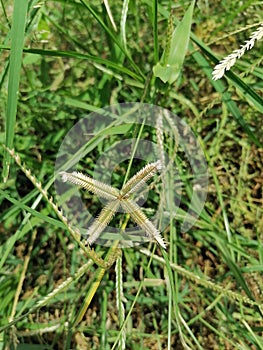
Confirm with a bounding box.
[0,1,262,349]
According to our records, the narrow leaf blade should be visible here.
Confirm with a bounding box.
[3,0,27,182]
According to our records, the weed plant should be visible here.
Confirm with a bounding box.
[0,0,263,349]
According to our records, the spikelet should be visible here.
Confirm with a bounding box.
[212,23,263,80]
[60,171,119,200]
[120,198,166,249]
[120,161,162,197]
[86,200,120,245]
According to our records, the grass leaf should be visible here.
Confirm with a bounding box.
[153,0,195,84]
[2,0,27,182]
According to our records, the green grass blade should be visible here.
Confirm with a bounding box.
[152,0,159,63]
[79,0,145,79]
[153,0,195,84]
[120,0,129,51]
[2,0,27,182]
[0,45,143,83]
[0,189,65,230]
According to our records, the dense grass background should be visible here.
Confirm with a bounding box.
[0,0,263,349]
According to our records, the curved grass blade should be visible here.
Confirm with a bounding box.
[0,45,144,83]
[120,0,129,51]
[103,0,117,31]
[79,0,144,80]
[0,189,66,231]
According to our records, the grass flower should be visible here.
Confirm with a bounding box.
[61,161,166,249]
[212,23,263,80]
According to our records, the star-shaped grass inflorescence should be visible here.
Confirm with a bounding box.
[60,160,166,249]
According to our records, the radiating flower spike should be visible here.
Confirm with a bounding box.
[85,200,120,245]
[120,160,162,198]
[120,198,166,249]
[60,171,120,200]
[60,160,165,248]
